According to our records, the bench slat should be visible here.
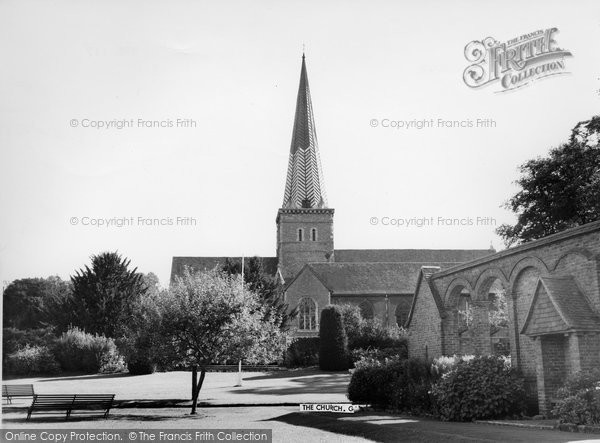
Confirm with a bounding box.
[2,384,35,397]
[27,394,115,421]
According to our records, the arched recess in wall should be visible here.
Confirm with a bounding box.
[444,278,474,356]
[474,268,511,357]
[509,256,548,373]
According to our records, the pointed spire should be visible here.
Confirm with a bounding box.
[282,54,328,209]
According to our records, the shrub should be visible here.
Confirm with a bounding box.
[117,329,159,375]
[553,393,600,425]
[556,369,600,398]
[319,306,349,371]
[2,327,57,372]
[347,358,400,406]
[3,327,56,355]
[285,337,320,367]
[431,354,477,378]
[115,287,166,375]
[53,327,122,373]
[389,357,437,413]
[431,355,525,421]
[338,304,363,347]
[6,345,60,375]
[350,318,407,351]
[347,356,434,413]
[350,347,408,365]
[552,369,600,425]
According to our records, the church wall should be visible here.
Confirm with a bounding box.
[284,268,330,338]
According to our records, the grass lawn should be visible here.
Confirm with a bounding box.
[2,368,351,405]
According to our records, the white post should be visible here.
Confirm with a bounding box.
[235,360,243,387]
[235,256,244,387]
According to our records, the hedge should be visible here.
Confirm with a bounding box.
[319,306,349,371]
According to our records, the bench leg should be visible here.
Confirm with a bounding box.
[26,410,32,421]
[66,408,71,420]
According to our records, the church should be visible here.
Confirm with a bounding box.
[170,55,492,337]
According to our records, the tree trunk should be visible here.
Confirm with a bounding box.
[192,365,197,400]
[190,366,206,415]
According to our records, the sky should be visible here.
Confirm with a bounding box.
[1,0,599,288]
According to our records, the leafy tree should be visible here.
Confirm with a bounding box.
[3,276,71,329]
[222,257,296,329]
[338,304,363,348]
[161,267,286,414]
[68,252,148,337]
[319,305,349,371]
[497,116,600,246]
[141,272,161,298]
[116,276,165,375]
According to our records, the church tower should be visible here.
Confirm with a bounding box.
[277,54,334,282]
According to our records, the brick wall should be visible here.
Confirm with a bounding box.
[407,281,442,359]
[539,335,567,412]
[406,222,600,413]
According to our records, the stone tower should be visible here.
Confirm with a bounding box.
[277,54,334,282]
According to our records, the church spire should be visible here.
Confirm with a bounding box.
[282,54,328,209]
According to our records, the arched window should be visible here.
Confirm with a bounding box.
[358,300,374,320]
[311,228,317,241]
[298,298,317,330]
[395,304,406,328]
[297,228,303,242]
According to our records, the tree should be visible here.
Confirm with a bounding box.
[222,257,297,329]
[497,116,600,246]
[338,304,362,349]
[116,274,165,375]
[3,276,71,329]
[319,305,349,371]
[69,251,148,337]
[161,267,286,414]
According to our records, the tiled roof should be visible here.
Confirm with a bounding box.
[334,249,493,264]
[521,276,600,336]
[305,262,460,294]
[170,256,278,284]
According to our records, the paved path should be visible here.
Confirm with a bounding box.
[4,371,598,442]
[273,410,597,442]
[3,406,596,442]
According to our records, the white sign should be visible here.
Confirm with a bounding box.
[299,404,359,413]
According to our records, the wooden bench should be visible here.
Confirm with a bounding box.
[2,384,35,404]
[27,394,115,420]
